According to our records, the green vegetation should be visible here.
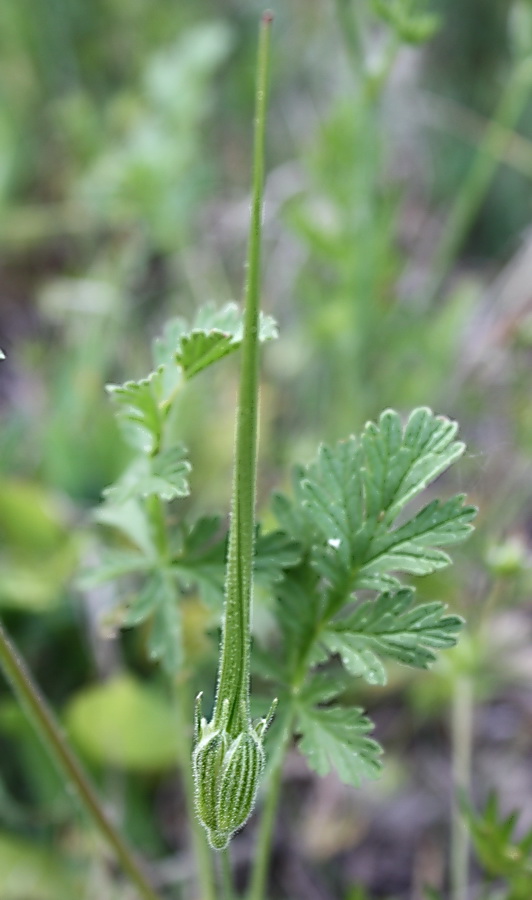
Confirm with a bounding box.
[1,2,532,900]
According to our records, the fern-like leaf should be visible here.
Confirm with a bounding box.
[107,303,277,454]
[171,520,299,607]
[174,302,278,379]
[293,408,476,599]
[361,408,465,523]
[103,447,191,504]
[463,793,532,895]
[323,588,463,685]
[297,702,383,787]
[107,369,166,454]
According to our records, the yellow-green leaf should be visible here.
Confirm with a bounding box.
[65,675,179,771]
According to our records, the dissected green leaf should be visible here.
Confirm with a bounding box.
[77,548,152,589]
[297,702,383,787]
[288,408,476,597]
[300,436,363,573]
[107,303,277,456]
[124,569,182,672]
[254,529,301,587]
[272,469,315,546]
[274,565,324,666]
[251,641,289,686]
[463,793,532,897]
[147,585,181,673]
[106,368,166,454]
[65,675,179,771]
[174,301,278,379]
[356,494,474,591]
[152,316,187,397]
[267,408,475,728]
[83,546,182,670]
[323,588,464,685]
[122,571,165,626]
[299,670,352,705]
[153,317,188,366]
[177,330,240,379]
[94,499,155,556]
[361,408,465,523]
[371,0,440,44]
[171,518,300,607]
[103,445,191,504]
[171,515,226,606]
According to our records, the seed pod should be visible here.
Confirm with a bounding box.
[217,732,264,836]
[193,723,265,850]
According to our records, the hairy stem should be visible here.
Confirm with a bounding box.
[214,11,273,737]
[248,716,293,900]
[0,620,161,900]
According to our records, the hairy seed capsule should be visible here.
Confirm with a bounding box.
[193,725,265,850]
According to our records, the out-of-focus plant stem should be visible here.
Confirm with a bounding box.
[147,493,217,900]
[333,0,366,79]
[0,620,161,900]
[450,576,503,900]
[333,0,405,103]
[174,676,217,900]
[427,57,532,301]
[450,672,474,900]
[248,714,294,900]
[364,33,401,102]
[221,847,236,900]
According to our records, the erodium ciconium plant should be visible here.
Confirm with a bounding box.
[191,12,277,851]
[0,8,481,900]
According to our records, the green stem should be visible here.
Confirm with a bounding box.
[214,11,273,737]
[450,577,505,900]
[220,846,236,900]
[427,57,532,301]
[333,0,365,79]
[363,34,401,103]
[247,574,356,898]
[174,677,217,900]
[248,716,293,900]
[450,673,474,900]
[146,494,217,899]
[146,494,170,562]
[0,620,161,900]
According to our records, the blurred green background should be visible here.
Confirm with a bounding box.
[1,1,532,898]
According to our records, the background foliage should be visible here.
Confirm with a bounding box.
[1,1,532,898]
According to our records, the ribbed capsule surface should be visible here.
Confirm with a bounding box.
[193,725,264,850]
[193,730,229,833]
[217,732,264,834]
